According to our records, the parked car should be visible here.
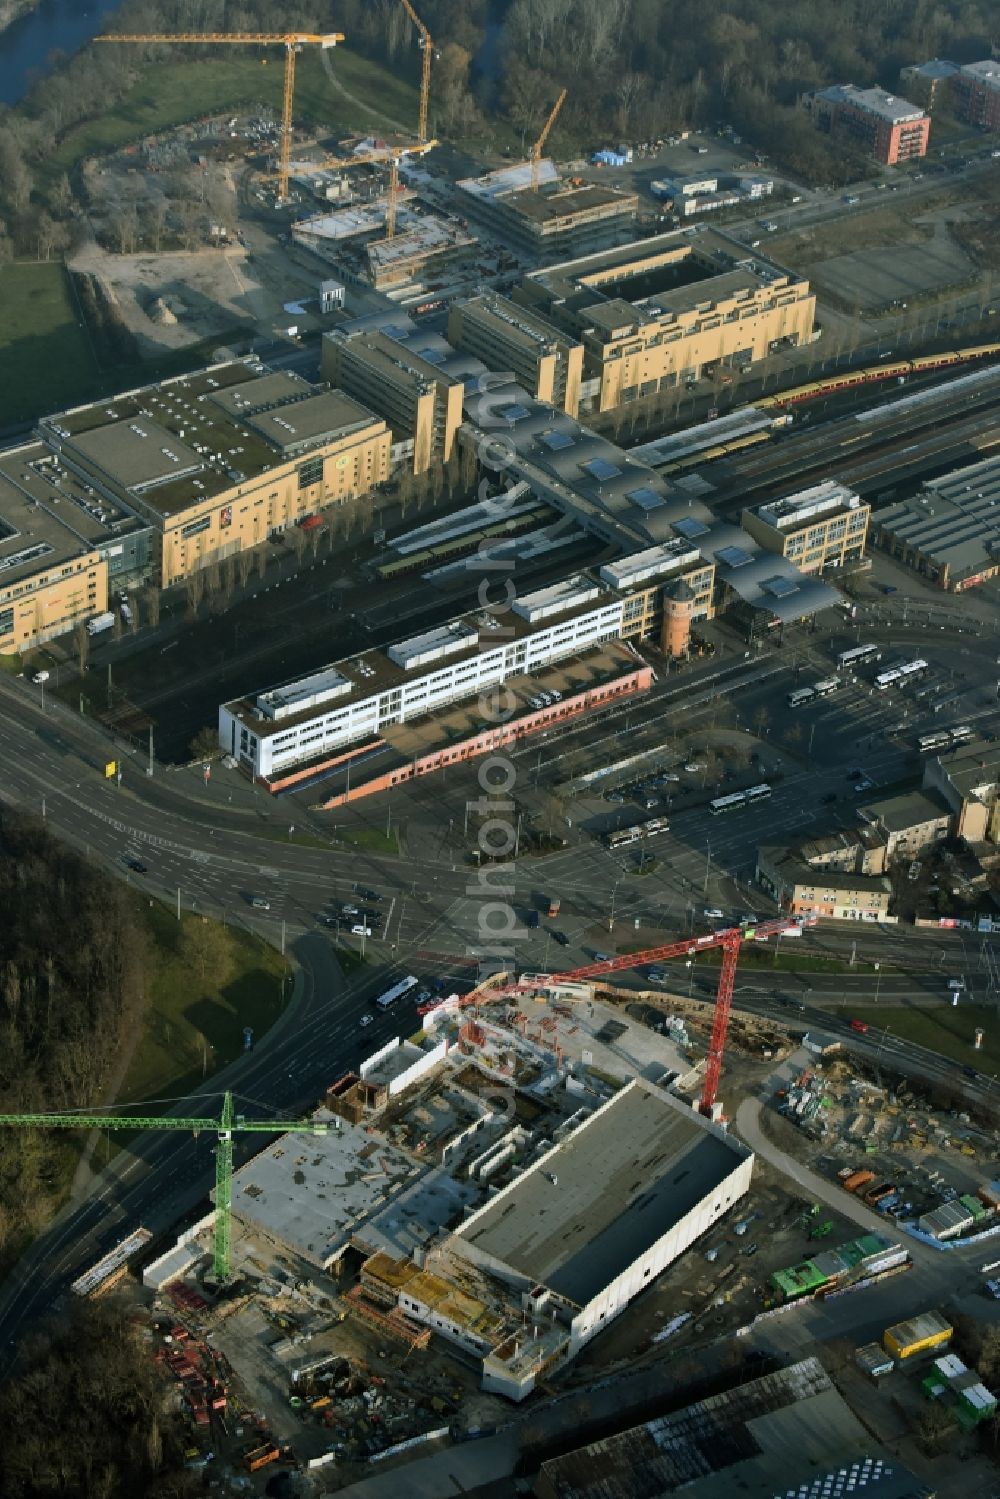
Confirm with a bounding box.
[703,907,725,921]
[350,923,372,937]
[250,895,270,910]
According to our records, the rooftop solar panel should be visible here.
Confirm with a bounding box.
[762,574,799,597]
[672,515,709,538]
[501,403,530,423]
[627,486,665,511]
[541,430,575,451]
[718,544,754,567]
[584,457,622,481]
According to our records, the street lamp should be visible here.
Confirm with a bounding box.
[686,959,695,997]
[874,960,881,1003]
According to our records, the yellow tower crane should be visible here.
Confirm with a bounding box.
[398,0,435,143]
[531,87,567,190]
[95,31,344,204]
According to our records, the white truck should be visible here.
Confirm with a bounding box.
[86,612,115,636]
[120,601,133,626]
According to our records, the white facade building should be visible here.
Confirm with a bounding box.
[219,579,624,778]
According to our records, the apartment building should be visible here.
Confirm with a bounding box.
[598,541,715,656]
[756,848,892,923]
[741,481,870,575]
[35,365,390,590]
[515,229,816,414]
[923,743,1000,846]
[898,59,959,110]
[447,295,584,417]
[950,60,1000,130]
[803,84,930,164]
[322,328,464,475]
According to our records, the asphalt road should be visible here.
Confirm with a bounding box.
[0,601,995,1363]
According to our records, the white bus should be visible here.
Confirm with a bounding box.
[874,667,901,690]
[745,783,773,804]
[812,676,841,698]
[787,687,816,709]
[375,975,419,1011]
[709,784,772,815]
[837,644,881,669]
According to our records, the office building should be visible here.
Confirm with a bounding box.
[803,84,930,164]
[515,228,816,414]
[33,364,390,590]
[322,327,464,474]
[741,480,870,574]
[457,163,636,259]
[873,453,1000,591]
[218,576,633,783]
[447,294,584,416]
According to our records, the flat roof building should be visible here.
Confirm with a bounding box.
[950,60,1000,130]
[533,1357,925,1499]
[452,1078,753,1368]
[857,789,953,859]
[898,59,959,109]
[35,363,390,589]
[0,441,152,652]
[218,576,630,781]
[803,84,930,164]
[458,167,636,259]
[515,228,816,414]
[873,453,1000,592]
[322,327,464,474]
[756,847,893,923]
[741,480,870,575]
[923,741,1000,846]
[448,294,584,417]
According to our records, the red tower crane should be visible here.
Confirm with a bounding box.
[418,915,815,1115]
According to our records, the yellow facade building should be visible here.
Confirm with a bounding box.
[515,228,817,415]
[447,294,584,417]
[35,365,390,590]
[322,328,464,476]
[741,481,871,575]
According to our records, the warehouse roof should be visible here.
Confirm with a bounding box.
[0,442,141,583]
[874,454,1000,583]
[533,1357,920,1499]
[455,1079,750,1307]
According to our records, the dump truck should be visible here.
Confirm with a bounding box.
[842,1169,876,1194]
[245,1444,280,1473]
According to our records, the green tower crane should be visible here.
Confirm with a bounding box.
[0,1091,327,1284]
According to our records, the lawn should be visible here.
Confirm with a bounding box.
[0,261,256,426]
[44,49,420,182]
[117,899,291,1108]
[0,262,100,425]
[339,826,401,855]
[844,1002,1000,1077]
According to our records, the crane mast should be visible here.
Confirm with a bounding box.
[398,0,434,142]
[0,1090,326,1284]
[95,31,344,205]
[531,87,567,190]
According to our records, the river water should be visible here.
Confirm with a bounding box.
[0,0,122,106]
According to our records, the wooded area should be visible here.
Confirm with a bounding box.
[0,811,145,1258]
[0,0,996,260]
[0,1300,198,1498]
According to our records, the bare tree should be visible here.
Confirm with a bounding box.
[237,549,253,588]
[74,624,89,677]
[184,569,205,619]
[221,554,237,604]
[253,545,267,582]
[144,587,161,630]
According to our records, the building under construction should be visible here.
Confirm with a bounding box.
[459,167,638,259]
